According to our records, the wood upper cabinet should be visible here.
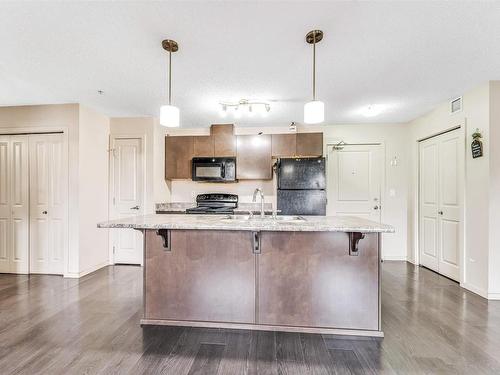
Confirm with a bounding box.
[212,124,236,157]
[165,136,193,179]
[236,134,272,180]
[296,133,323,156]
[272,134,297,157]
[193,135,214,157]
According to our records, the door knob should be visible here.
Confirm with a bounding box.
[373,205,379,210]
[42,211,48,215]
[130,206,140,210]
[438,210,443,215]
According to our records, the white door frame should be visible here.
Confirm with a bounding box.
[108,134,146,265]
[0,126,70,276]
[416,124,465,284]
[325,138,386,255]
[325,138,386,220]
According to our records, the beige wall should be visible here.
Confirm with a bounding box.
[408,82,492,297]
[0,103,113,277]
[78,105,110,274]
[0,103,81,275]
[323,124,410,261]
[162,123,409,260]
[488,81,500,298]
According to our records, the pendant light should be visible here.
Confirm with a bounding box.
[304,30,324,124]
[160,39,180,127]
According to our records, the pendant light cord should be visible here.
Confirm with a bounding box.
[312,30,316,101]
[168,46,172,105]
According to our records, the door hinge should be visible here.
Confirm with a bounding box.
[112,246,115,254]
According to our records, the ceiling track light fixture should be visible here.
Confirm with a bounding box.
[304,29,325,124]
[160,39,180,127]
[219,99,271,117]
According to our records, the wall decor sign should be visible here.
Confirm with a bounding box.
[471,128,483,159]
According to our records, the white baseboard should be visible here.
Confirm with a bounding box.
[382,255,407,261]
[461,282,488,299]
[488,293,500,300]
[64,261,110,279]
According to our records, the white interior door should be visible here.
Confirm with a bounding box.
[29,134,66,275]
[327,144,382,222]
[419,129,462,281]
[111,137,144,265]
[0,136,29,274]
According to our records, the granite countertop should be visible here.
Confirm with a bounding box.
[155,202,273,214]
[98,214,395,233]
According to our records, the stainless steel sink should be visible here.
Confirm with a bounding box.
[220,215,305,223]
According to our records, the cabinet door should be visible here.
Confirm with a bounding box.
[193,136,214,157]
[144,230,256,324]
[258,231,380,331]
[236,134,272,180]
[165,136,193,179]
[213,124,236,157]
[296,133,323,156]
[272,134,297,157]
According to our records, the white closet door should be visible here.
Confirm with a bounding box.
[419,129,462,281]
[0,136,29,274]
[328,144,382,222]
[419,139,440,272]
[111,137,144,265]
[29,134,66,275]
[437,131,461,280]
[0,137,10,272]
[9,136,29,273]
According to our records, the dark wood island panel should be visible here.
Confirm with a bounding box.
[144,230,256,324]
[142,229,381,336]
[258,231,379,331]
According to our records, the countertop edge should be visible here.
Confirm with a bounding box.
[97,223,395,233]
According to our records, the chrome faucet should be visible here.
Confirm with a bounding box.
[252,188,265,218]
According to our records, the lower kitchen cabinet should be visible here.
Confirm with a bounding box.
[144,229,380,332]
[258,231,380,330]
[144,230,256,324]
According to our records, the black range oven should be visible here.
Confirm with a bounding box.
[192,157,236,182]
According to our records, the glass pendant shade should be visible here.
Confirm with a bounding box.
[304,100,324,124]
[160,105,180,127]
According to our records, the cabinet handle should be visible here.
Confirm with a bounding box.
[42,211,48,215]
[438,210,443,215]
[130,206,140,210]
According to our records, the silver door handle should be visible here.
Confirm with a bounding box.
[130,206,140,210]
[438,210,443,215]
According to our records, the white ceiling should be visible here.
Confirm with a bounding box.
[1,1,500,127]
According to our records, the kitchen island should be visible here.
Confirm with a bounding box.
[98,214,394,337]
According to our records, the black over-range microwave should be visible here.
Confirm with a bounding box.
[192,157,237,182]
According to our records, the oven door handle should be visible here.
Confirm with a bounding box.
[220,163,226,178]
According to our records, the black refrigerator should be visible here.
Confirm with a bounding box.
[276,157,326,216]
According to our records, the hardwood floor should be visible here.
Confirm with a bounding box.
[1,262,500,374]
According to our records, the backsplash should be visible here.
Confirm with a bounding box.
[169,178,277,208]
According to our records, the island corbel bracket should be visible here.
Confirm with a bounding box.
[252,231,261,254]
[156,229,171,251]
[348,232,365,256]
